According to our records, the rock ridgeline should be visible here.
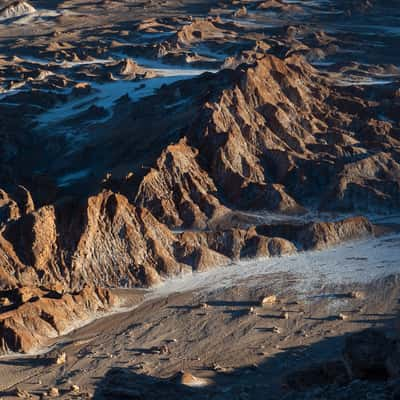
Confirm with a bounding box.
[0,188,375,293]
[0,285,115,354]
[131,54,400,229]
[0,186,375,353]
[0,51,397,354]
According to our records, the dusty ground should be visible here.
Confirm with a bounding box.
[0,238,399,399]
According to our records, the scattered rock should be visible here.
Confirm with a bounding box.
[281,311,289,320]
[48,387,59,397]
[0,297,11,307]
[159,344,170,355]
[174,371,212,387]
[212,362,226,372]
[349,291,365,299]
[260,295,277,306]
[55,352,67,365]
[338,313,350,321]
[70,384,80,393]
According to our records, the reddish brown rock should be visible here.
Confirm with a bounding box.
[256,216,374,250]
[0,285,116,354]
[0,185,34,226]
[0,191,189,290]
[136,139,229,229]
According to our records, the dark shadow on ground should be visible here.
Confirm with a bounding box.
[91,305,399,399]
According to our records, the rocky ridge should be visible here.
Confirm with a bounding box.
[0,285,116,354]
[0,0,399,356]
[0,0,36,20]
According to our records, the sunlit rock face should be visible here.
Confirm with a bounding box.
[0,0,399,358]
[0,0,36,20]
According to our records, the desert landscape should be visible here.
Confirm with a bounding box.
[0,0,399,398]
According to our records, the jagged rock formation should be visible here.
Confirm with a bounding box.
[190,55,322,212]
[0,285,116,354]
[0,188,294,292]
[110,58,157,80]
[0,190,186,290]
[0,189,290,291]
[0,0,398,356]
[0,188,377,298]
[136,54,400,224]
[0,185,34,226]
[129,54,399,228]
[256,217,374,250]
[133,55,320,225]
[0,0,36,20]
[135,139,229,229]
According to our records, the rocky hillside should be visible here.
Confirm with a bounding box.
[104,54,400,229]
[0,0,399,356]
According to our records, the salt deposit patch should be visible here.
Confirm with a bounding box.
[150,233,400,299]
[37,65,217,125]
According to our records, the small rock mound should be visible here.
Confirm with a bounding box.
[174,371,212,387]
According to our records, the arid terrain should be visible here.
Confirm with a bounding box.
[0,0,399,398]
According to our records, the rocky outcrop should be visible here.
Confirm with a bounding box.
[109,58,157,80]
[257,0,304,14]
[122,53,400,225]
[256,216,374,250]
[177,227,296,268]
[0,185,34,226]
[192,55,320,212]
[175,18,235,47]
[136,139,229,229]
[130,52,399,227]
[0,190,294,291]
[0,285,116,354]
[129,55,323,227]
[0,189,376,295]
[0,0,36,20]
[0,190,188,290]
